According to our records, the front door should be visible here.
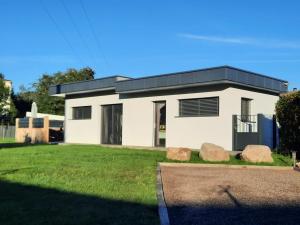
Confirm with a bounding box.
[101,104,123,145]
[154,101,166,147]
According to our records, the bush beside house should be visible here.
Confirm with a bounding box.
[276,91,300,156]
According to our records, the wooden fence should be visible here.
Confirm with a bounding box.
[0,125,15,139]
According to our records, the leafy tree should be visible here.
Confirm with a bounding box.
[12,86,35,118]
[275,91,300,155]
[12,67,94,117]
[32,67,95,115]
[0,74,10,115]
[0,73,16,123]
[6,96,17,124]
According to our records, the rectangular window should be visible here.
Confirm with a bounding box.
[32,118,44,128]
[72,106,92,120]
[241,98,252,122]
[49,120,64,128]
[19,118,29,128]
[179,97,219,117]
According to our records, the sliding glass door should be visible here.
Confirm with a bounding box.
[101,104,123,145]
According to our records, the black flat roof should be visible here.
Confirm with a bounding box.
[49,66,288,96]
[49,75,131,96]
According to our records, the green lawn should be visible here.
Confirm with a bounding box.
[0,144,293,225]
[0,137,15,143]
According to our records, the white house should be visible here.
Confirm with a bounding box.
[49,66,288,150]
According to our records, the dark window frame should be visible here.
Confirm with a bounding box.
[18,118,29,128]
[32,118,44,128]
[178,97,219,117]
[101,103,123,145]
[241,98,252,122]
[72,106,92,120]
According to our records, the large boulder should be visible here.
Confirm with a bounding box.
[200,143,230,162]
[166,147,192,161]
[241,145,273,163]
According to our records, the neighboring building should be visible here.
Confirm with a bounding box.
[4,80,12,90]
[49,66,288,150]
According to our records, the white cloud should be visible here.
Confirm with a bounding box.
[178,33,300,49]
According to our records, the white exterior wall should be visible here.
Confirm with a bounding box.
[64,86,279,150]
[65,94,121,144]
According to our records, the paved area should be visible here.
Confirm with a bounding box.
[160,164,300,225]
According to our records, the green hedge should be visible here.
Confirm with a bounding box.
[275,91,300,155]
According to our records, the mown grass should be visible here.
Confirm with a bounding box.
[0,145,165,225]
[0,144,293,225]
[0,137,15,143]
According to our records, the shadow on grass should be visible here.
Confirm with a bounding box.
[0,180,158,225]
[0,143,55,149]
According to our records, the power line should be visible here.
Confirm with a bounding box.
[79,0,111,71]
[39,0,85,65]
[59,0,97,67]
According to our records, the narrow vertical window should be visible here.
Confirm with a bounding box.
[241,98,252,122]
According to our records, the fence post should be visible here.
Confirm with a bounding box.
[257,114,264,145]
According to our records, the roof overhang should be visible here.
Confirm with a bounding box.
[115,80,285,95]
[49,66,288,97]
[49,87,116,97]
[49,76,130,96]
[115,66,288,94]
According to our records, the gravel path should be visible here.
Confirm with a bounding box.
[161,165,300,225]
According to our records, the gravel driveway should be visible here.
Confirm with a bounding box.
[160,164,300,225]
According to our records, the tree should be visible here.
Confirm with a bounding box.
[32,67,95,115]
[0,73,16,123]
[0,74,10,115]
[275,91,300,155]
[12,85,35,118]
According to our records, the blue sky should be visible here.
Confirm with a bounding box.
[1,0,300,91]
